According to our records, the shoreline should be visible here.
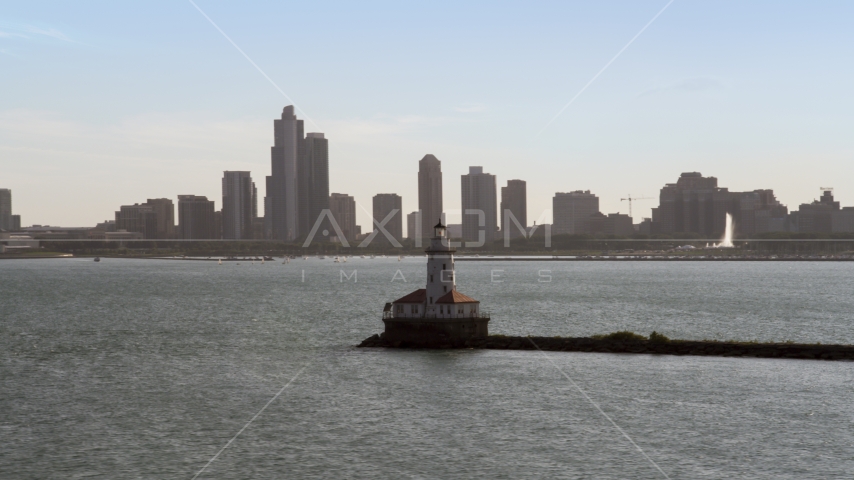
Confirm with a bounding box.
[358,334,854,361]
[3,254,854,262]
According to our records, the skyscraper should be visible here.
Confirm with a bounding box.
[406,211,420,240]
[269,106,302,241]
[329,193,357,241]
[222,171,254,240]
[652,172,788,236]
[301,132,330,233]
[264,176,274,239]
[0,188,11,231]
[500,179,527,237]
[145,198,175,239]
[553,191,599,235]
[178,195,215,239]
[373,193,403,245]
[213,210,222,240]
[251,183,258,221]
[115,204,157,239]
[418,154,443,239]
[461,167,497,244]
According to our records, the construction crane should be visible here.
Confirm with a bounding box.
[620,195,654,219]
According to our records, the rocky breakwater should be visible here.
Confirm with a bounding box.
[358,331,854,361]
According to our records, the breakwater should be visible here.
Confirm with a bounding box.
[456,256,854,261]
[358,333,854,361]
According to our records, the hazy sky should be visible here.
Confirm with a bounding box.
[2,1,853,231]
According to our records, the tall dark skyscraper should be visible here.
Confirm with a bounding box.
[417,154,443,239]
[222,171,254,240]
[0,188,11,231]
[373,193,403,245]
[461,167,497,243]
[300,132,330,233]
[500,179,527,237]
[178,195,215,239]
[269,106,302,241]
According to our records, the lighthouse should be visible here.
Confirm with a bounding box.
[381,222,489,346]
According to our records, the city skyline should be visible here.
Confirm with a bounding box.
[3,2,854,229]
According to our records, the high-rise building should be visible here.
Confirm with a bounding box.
[373,193,403,245]
[0,188,11,231]
[264,176,273,239]
[329,193,357,241]
[652,172,788,236]
[832,207,854,233]
[115,204,157,238]
[213,210,223,240]
[553,191,599,235]
[222,171,254,240]
[269,106,303,241]
[406,211,420,240]
[145,198,175,239]
[12,215,21,231]
[251,183,258,221]
[301,132,330,233]
[461,167,497,243]
[795,190,839,233]
[500,179,527,238]
[177,195,216,239]
[418,154,443,239]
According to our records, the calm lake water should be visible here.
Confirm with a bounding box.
[2,258,853,479]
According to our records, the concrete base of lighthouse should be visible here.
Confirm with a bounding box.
[381,317,490,347]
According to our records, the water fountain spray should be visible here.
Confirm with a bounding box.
[711,213,734,248]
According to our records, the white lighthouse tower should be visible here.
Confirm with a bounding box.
[425,222,455,313]
[382,222,488,346]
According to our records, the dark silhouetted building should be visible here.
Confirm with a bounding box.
[222,171,254,240]
[418,154,443,238]
[406,211,420,240]
[178,195,216,239]
[653,172,788,237]
[213,210,222,240]
[553,190,599,235]
[794,190,839,233]
[588,212,634,236]
[461,167,497,243]
[145,198,175,239]
[92,220,116,234]
[500,179,527,238]
[115,204,157,239]
[269,106,302,241]
[373,193,403,245]
[301,132,330,233]
[832,207,854,233]
[329,193,357,241]
[0,188,11,231]
[12,215,21,231]
[264,176,274,239]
